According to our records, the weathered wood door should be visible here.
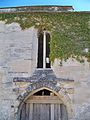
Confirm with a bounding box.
[20,98,68,120]
[33,103,50,120]
[20,90,68,120]
[25,103,64,120]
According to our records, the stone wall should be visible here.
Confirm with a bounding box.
[52,59,90,120]
[0,21,38,120]
[0,21,90,120]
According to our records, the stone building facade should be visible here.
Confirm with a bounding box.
[0,6,90,120]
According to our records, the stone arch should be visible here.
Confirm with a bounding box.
[17,80,73,120]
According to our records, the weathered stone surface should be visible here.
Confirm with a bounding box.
[0,22,38,120]
[0,21,90,120]
[13,68,74,82]
[74,104,90,120]
[18,80,61,101]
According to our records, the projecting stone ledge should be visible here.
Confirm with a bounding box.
[13,69,74,83]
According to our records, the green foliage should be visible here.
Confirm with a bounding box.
[0,12,90,62]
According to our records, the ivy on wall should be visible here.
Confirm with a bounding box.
[0,12,90,62]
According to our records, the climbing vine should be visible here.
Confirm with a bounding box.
[0,12,90,62]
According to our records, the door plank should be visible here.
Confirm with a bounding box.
[54,104,57,120]
[61,104,68,120]
[47,104,50,120]
[29,103,33,120]
[26,103,29,120]
[33,103,37,120]
[58,104,61,120]
[51,104,54,120]
[20,103,26,120]
[26,96,62,104]
[54,104,62,120]
[36,104,40,120]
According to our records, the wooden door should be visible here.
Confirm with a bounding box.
[33,103,50,120]
[20,92,68,120]
[20,103,68,120]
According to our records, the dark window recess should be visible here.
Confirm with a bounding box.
[37,33,43,68]
[37,32,51,68]
[34,89,51,96]
[46,33,51,68]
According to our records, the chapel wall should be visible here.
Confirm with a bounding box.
[0,21,90,120]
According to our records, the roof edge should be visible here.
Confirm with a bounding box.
[0,5,74,9]
[0,5,74,13]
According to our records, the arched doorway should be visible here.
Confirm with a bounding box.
[19,88,68,120]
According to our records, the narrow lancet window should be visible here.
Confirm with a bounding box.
[37,31,51,68]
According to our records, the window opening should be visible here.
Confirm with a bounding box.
[37,33,43,68]
[46,33,51,68]
[37,32,51,68]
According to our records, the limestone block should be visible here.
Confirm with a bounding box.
[75,104,90,120]
[8,59,32,73]
[52,58,90,80]
[0,100,11,120]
